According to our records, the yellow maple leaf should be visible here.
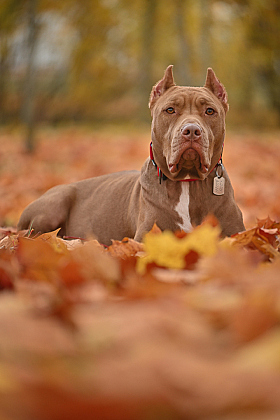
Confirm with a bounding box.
[137,223,221,273]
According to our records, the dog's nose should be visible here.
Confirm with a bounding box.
[181,123,202,141]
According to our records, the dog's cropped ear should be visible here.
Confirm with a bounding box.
[149,65,176,109]
[204,68,229,112]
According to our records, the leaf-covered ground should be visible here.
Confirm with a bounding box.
[1,126,280,419]
[1,126,280,228]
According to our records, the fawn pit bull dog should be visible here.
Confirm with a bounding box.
[18,66,245,245]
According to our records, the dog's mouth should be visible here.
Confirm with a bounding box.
[169,147,210,177]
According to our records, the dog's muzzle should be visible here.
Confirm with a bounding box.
[169,123,210,176]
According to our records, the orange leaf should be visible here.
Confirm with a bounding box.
[70,240,120,284]
[251,236,279,259]
[149,223,162,234]
[230,290,278,342]
[0,265,14,290]
[257,216,280,231]
[184,250,199,269]
[232,218,280,259]
[232,228,256,248]
[201,214,220,228]
[108,237,144,259]
[58,259,85,287]
[17,237,64,283]
[257,228,278,248]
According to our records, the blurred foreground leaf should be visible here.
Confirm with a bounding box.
[0,218,280,418]
[137,221,221,273]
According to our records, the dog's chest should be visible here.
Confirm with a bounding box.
[174,183,192,232]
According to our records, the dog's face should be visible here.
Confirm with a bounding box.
[149,66,228,181]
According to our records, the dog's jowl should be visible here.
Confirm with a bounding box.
[18,66,245,245]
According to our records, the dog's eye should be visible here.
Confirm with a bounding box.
[205,107,215,115]
[166,107,175,114]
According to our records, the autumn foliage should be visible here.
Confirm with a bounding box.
[1,128,280,419]
[0,215,280,418]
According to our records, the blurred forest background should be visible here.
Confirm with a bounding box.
[0,0,280,150]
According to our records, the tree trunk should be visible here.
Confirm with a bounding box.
[174,0,192,86]
[22,0,38,153]
[0,36,9,123]
[138,0,157,120]
[199,0,212,78]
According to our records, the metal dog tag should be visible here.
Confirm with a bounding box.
[213,176,225,195]
[213,162,225,195]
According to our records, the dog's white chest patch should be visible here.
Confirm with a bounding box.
[175,183,192,232]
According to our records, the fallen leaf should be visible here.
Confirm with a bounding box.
[232,217,280,259]
[37,229,69,255]
[70,240,121,285]
[233,327,280,372]
[108,237,144,259]
[58,259,85,287]
[149,223,162,234]
[257,216,280,231]
[230,289,279,342]
[0,265,14,290]
[137,222,221,273]
[17,237,64,284]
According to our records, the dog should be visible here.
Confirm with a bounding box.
[18,66,245,245]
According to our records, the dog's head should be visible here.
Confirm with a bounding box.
[149,66,228,181]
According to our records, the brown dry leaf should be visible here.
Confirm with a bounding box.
[0,227,18,240]
[192,244,280,346]
[233,327,280,373]
[251,235,279,259]
[60,238,86,250]
[36,228,62,242]
[70,240,120,284]
[0,242,20,290]
[201,213,220,228]
[230,289,279,342]
[58,258,85,287]
[0,264,15,290]
[231,226,256,247]
[152,267,200,285]
[257,227,279,247]
[117,257,182,299]
[200,246,261,287]
[149,223,162,234]
[257,216,280,231]
[15,232,120,288]
[36,228,70,255]
[232,217,280,259]
[2,293,280,420]
[0,234,19,251]
[17,237,65,284]
[108,237,144,259]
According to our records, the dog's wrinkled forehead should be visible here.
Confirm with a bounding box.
[149,66,229,115]
[156,86,224,114]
